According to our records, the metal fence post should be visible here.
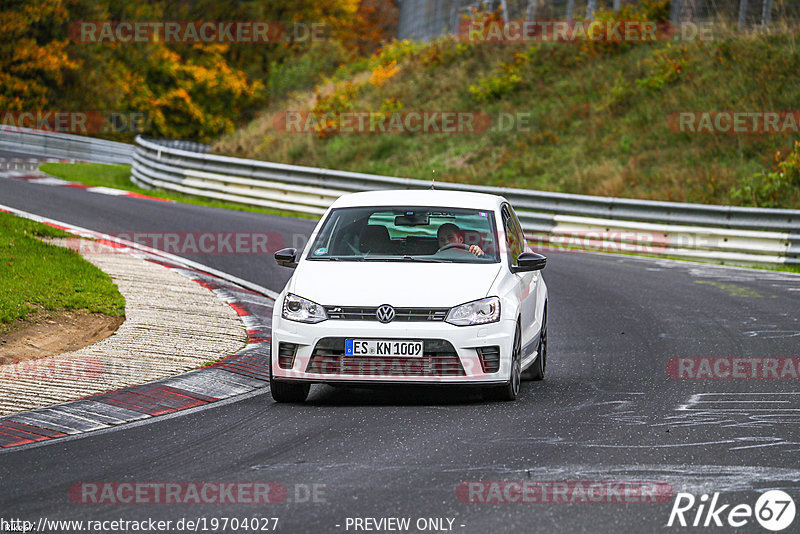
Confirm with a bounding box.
[738,0,749,30]
[670,0,683,26]
[587,0,597,19]
[566,0,575,21]
[762,0,773,27]
[525,0,537,21]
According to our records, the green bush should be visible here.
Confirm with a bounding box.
[469,46,538,101]
[635,44,691,91]
[730,142,800,207]
[267,41,348,101]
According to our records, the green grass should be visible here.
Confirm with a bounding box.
[38,162,134,189]
[38,163,317,220]
[0,212,126,329]
[214,19,800,209]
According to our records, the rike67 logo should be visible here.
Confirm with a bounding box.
[668,490,796,531]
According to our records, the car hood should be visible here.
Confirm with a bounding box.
[289,261,503,307]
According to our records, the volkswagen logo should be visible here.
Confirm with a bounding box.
[376,304,395,323]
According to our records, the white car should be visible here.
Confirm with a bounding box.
[270,190,548,402]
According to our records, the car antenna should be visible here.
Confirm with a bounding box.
[430,169,435,190]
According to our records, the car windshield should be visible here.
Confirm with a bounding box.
[306,206,500,263]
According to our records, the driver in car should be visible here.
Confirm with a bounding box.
[437,223,484,256]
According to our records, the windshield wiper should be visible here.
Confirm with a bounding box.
[309,256,364,261]
[403,256,449,263]
[363,256,450,263]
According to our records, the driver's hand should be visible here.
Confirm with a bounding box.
[469,245,484,257]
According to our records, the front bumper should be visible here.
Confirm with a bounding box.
[271,316,515,385]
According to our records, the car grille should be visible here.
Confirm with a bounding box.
[307,338,465,377]
[277,342,298,369]
[476,346,501,373]
[323,306,448,322]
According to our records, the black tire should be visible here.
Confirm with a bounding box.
[522,306,547,381]
[485,322,522,401]
[270,366,310,403]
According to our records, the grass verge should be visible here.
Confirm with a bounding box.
[38,162,317,220]
[0,212,126,333]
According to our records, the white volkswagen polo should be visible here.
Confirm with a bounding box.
[270,190,548,402]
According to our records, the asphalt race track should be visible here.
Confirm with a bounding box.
[1,171,800,533]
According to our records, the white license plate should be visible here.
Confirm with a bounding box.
[345,339,424,357]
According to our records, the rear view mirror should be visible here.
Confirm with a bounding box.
[395,213,430,226]
[274,247,298,268]
[512,252,546,273]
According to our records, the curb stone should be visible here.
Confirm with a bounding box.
[0,210,275,450]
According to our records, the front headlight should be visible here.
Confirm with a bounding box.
[445,296,501,326]
[282,293,328,323]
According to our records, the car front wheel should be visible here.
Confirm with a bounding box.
[485,322,522,402]
[270,366,310,403]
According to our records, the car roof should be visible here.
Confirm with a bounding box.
[330,189,507,210]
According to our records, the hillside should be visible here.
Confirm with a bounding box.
[215,6,800,208]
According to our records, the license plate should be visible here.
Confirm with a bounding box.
[345,339,424,357]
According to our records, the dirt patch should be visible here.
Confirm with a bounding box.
[0,310,124,365]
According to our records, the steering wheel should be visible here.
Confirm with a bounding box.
[438,243,471,253]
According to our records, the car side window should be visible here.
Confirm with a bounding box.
[501,205,522,268]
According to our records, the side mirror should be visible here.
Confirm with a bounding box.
[274,247,298,268]
[512,252,546,273]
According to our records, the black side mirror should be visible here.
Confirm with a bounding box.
[513,252,546,273]
[274,247,298,268]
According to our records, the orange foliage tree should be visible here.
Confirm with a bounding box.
[1,0,397,141]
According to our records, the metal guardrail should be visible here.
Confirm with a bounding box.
[142,138,211,154]
[0,126,795,265]
[132,136,800,266]
[0,125,135,165]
